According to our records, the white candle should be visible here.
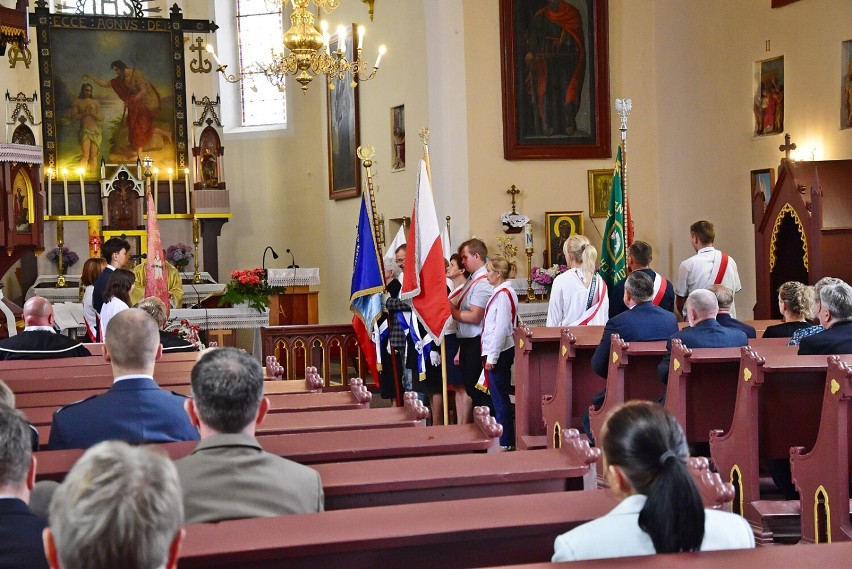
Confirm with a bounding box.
[153,168,159,211]
[168,168,174,214]
[525,223,533,250]
[375,45,386,68]
[205,43,221,66]
[61,168,69,215]
[184,168,191,213]
[46,168,53,216]
[357,25,364,50]
[77,167,86,216]
[337,25,345,53]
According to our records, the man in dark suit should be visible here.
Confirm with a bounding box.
[799,279,852,355]
[584,272,678,440]
[91,236,130,340]
[136,296,196,353]
[48,309,199,450]
[0,404,49,569]
[658,289,749,383]
[0,297,90,360]
[176,348,323,523]
[608,241,675,318]
[710,284,756,338]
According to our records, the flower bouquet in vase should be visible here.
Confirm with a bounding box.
[166,243,193,271]
[219,268,284,312]
[531,264,567,298]
[46,247,79,275]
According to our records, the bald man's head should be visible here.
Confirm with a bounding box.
[22,296,53,327]
[685,289,719,325]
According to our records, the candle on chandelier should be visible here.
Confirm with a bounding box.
[205,43,221,66]
[153,168,159,211]
[184,168,191,213]
[337,25,345,53]
[77,167,86,216]
[46,168,53,216]
[525,223,533,250]
[357,25,365,50]
[321,21,330,55]
[61,168,69,216]
[168,168,175,214]
[374,45,386,68]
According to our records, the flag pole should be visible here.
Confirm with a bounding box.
[419,128,448,426]
[358,145,387,292]
[615,98,632,245]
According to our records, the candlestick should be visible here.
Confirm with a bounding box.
[100,158,106,180]
[375,45,386,68]
[136,158,142,179]
[526,248,535,302]
[46,168,53,216]
[56,219,66,288]
[524,223,533,250]
[61,168,69,215]
[184,168,191,213]
[192,218,202,284]
[77,167,86,216]
[153,168,159,211]
[168,168,174,214]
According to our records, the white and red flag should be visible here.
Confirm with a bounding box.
[144,189,169,305]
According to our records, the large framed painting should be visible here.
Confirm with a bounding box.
[326,24,361,200]
[33,4,214,179]
[545,210,584,267]
[753,56,784,136]
[842,40,852,130]
[499,0,611,160]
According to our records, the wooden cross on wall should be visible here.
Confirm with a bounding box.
[779,133,797,160]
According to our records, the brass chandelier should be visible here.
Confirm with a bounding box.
[213,0,385,94]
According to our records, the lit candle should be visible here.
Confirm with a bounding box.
[168,167,174,214]
[357,25,365,50]
[184,168,191,213]
[321,21,330,55]
[374,45,386,68]
[525,223,533,250]
[61,168,69,215]
[46,168,53,216]
[77,167,86,216]
[153,168,159,211]
[337,25,345,53]
[205,43,221,66]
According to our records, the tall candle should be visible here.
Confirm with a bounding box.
[525,223,533,250]
[61,168,69,215]
[168,168,174,214]
[46,168,53,216]
[153,168,159,210]
[375,45,386,68]
[357,25,364,50]
[77,167,86,216]
[184,168,191,213]
[337,25,345,53]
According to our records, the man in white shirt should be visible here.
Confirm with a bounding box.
[675,220,741,318]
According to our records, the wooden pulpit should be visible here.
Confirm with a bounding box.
[267,268,320,326]
[752,158,852,319]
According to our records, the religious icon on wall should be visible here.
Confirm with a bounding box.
[587,168,613,218]
[751,168,775,209]
[390,105,405,172]
[544,211,584,267]
[841,40,852,130]
[753,56,784,136]
[12,170,33,233]
[500,0,611,160]
[326,24,361,200]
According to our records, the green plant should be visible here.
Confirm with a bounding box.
[218,268,284,312]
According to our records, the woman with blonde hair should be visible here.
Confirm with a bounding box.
[481,255,518,449]
[763,281,815,338]
[546,235,608,326]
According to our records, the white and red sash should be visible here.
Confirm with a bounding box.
[711,252,730,285]
[651,272,669,306]
[477,286,518,394]
[571,274,608,326]
[453,274,488,309]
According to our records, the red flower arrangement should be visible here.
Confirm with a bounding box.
[219,268,284,312]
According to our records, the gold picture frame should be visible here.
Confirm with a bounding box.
[544,210,584,267]
[587,168,614,218]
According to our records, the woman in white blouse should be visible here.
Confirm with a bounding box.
[99,268,135,341]
[481,256,518,449]
[552,401,754,562]
[546,234,608,326]
[80,257,107,342]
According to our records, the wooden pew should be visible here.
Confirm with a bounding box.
[791,355,852,544]
[587,336,668,444]
[514,325,603,450]
[709,346,833,544]
[541,327,603,449]
[35,408,505,480]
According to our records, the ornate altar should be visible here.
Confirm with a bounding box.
[101,165,144,230]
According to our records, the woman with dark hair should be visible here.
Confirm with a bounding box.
[445,253,472,423]
[80,257,108,342]
[99,268,135,341]
[552,401,753,561]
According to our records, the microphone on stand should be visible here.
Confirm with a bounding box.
[129,253,147,260]
[262,246,279,282]
[286,248,299,269]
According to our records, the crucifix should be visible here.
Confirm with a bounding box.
[190,37,213,74]
[506,184,520,214]
[779,132,797,160]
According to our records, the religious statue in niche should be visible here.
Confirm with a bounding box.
[107,170,137,230]
[201,147,218,188]
[14,186,29,232]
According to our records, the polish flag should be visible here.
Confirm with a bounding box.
[145,189,169,306]
[400,159,450,344]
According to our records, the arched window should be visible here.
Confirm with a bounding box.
[235,0,287,127]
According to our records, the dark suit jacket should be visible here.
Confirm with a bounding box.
[609,268,675,318]
[0,498,49,569]
[798,320,852,355]
[0,330,91,360]
[591,302,679,378]
[159,330,196,353]
[91,264,115,315]
[658,318,749,383]
[716,313,756,339]
[48,376,199,450]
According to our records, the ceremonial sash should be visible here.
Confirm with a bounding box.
[572,275,607,326]
[651,273,668,306]
[712,252,730,285]
[478,287,518,394]
[454,274,488,309]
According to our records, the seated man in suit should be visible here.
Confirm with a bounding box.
[43,441,184,569]
[709,284,756,338]
[0,297,90,360]
[584,272,679,440]
[176,348,323,523]
[48,309,199,450]
[657,289,749,384]
[608,241,676,318]
[798,279,852,355]
[0,404,49,569]
[136,296,196,353]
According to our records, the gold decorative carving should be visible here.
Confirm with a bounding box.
[769,203,809,273]
[561,344,567,357]
[518,338,524,350]
[815,485,831,544]
[731,464,744,516]
[611,351,618,363]
[831,379,841,395]
[553,422,561,449]
[673,359,680,372]
[744,368,752,382]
